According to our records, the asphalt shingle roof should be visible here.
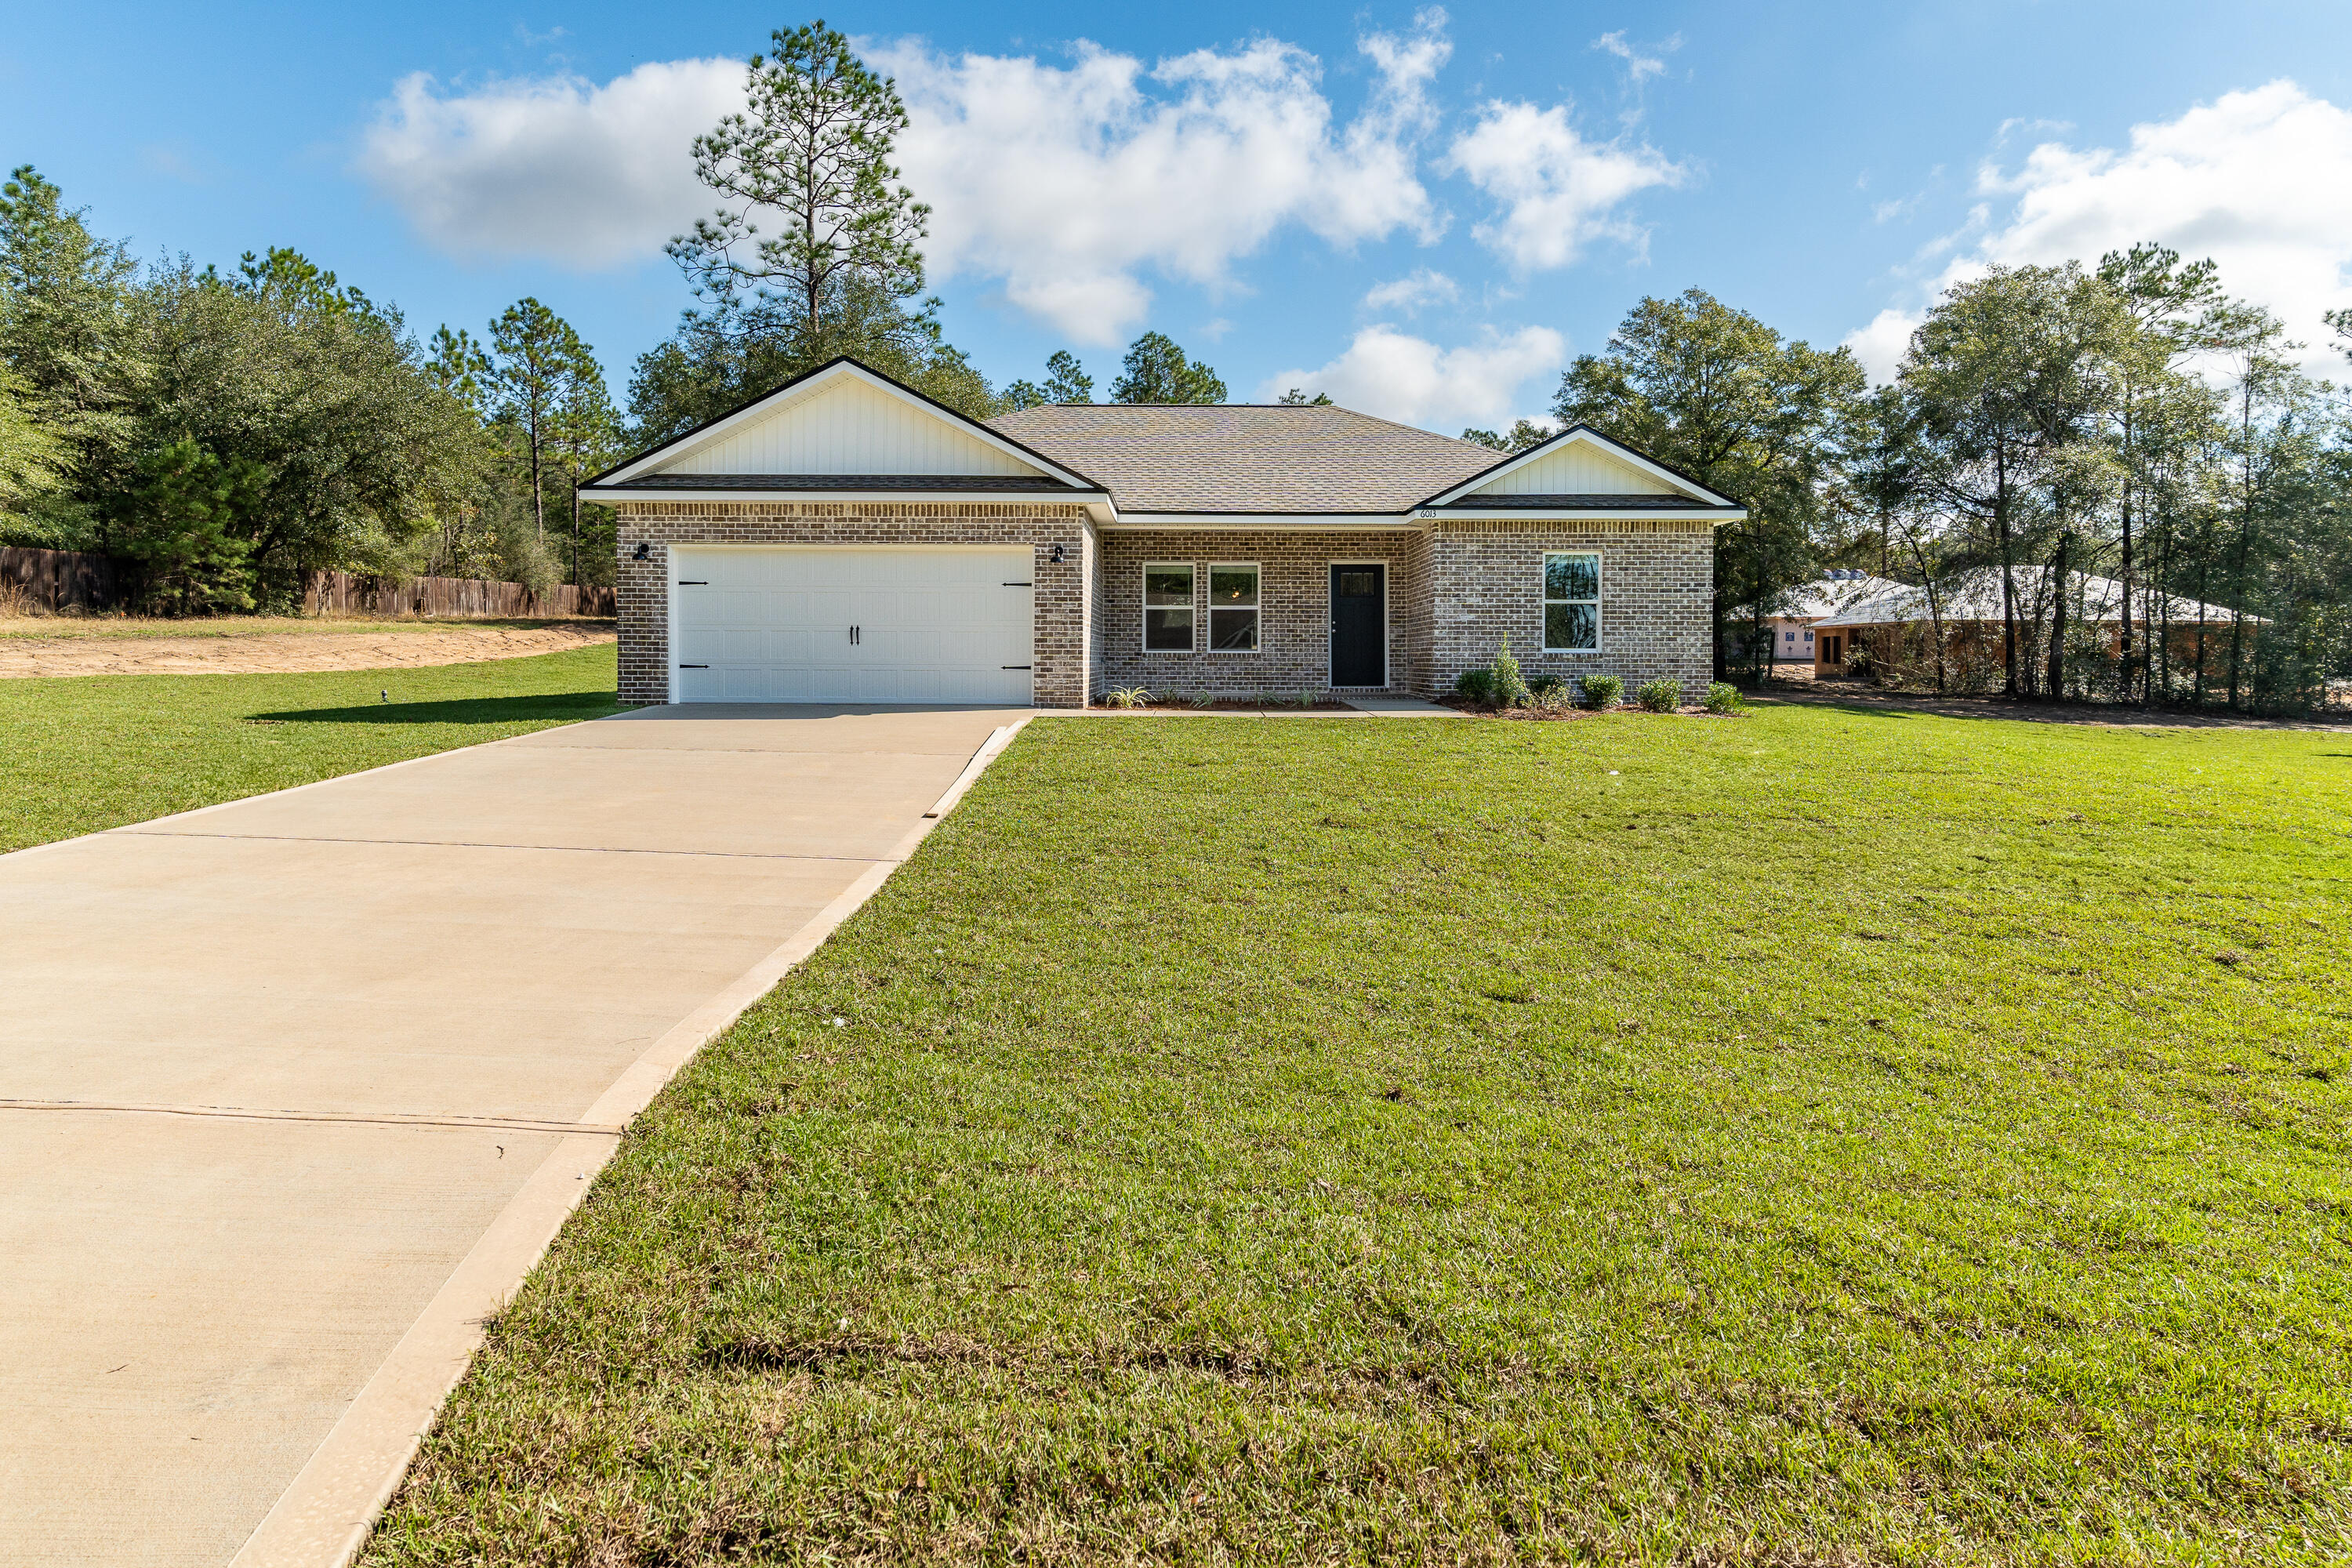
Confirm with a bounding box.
[610,474,1082,492]
[986,404,1501,514]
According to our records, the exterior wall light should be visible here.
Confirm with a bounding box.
[1049,543,1067,564]
[632,542,651,561]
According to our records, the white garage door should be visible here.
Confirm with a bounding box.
[671,546,1035,704]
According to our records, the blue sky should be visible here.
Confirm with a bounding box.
[5,1,2348,433]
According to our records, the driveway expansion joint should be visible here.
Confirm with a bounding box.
[0,1098,626,1137]
[114,828,899,864]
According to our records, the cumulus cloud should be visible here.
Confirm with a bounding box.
[1840,307,1922,383]
[1361,267,1459,313]
[878,13,1450,341]
[357,59,739,267]
[1446,102,1686,271]
[1849,82,2352,378]
[1261,324,1566,430]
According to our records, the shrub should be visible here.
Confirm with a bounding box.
[1297,687,1320,708]
[1104,686,1154,709]
[1579,673,1623,710]
[1455,667,1497,704]
[1702,681,1747,715]
[1532,681,1575,714]
[1490,637,1530,707]
[1636,678,1681,713]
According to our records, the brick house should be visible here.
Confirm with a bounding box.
[580,358,1744,707]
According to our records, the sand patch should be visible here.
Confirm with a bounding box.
[0,623,615,678]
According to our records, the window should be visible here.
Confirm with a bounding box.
[1143,563,1194,651]
[1542,552,1599,652]
[1208,563,1260,652]
[1784,630,1796,643]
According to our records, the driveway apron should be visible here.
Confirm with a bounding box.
[0,704,1025,1567]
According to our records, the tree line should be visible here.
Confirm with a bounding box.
[0,168,633,610]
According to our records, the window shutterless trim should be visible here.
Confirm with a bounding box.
[1206,561,1262,655]
[1541,549,1603,653]
[1141,560,1196,653]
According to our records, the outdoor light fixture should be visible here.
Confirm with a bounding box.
[632,542,650,561]
[1049,543,1067,564]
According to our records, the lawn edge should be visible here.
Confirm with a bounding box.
[0,694,619,866]
[229,717,1033,1568]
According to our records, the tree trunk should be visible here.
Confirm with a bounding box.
[1995,441,2019,699]
[2047,532,2068,701]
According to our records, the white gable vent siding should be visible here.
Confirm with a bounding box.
[665,379,1042,477]
[1466,441,1679,496]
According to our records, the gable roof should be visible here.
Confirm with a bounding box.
[987,404,1497,514]
[583,357,1105,498]
[1418,423,1744,510]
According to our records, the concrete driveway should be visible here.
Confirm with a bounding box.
[0,704,1027,1568]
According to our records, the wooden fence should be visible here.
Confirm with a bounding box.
[0,545,612,618]
[0,546,130,613]
[300,572,613,619]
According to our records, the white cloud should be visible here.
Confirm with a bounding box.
[357,59,739,267]
[357,18,1457,336]
[1590,31,1674,89]
[1446,101,1686,271]
[1261,324,1566,430]
[1853,82,2352,378]
[880,13,1450,342]
[1841,307,1921,383]
[1361,267,1458,313]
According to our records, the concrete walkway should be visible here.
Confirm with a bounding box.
[0,704,1026,1568]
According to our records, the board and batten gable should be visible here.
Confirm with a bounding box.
[1456,437,1679,496]
[655,376,1047,477]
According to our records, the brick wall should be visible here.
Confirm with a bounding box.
[1430,520,1715,700]
[1095,529,1426,697]
[612,502,1096,706]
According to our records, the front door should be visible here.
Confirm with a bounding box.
[1329,564,1386,688]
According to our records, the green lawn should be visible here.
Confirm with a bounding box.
[0,644,619,852]
[363,704,2350,1566]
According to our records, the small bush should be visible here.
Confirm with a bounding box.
[1455,667,1497,704]
[1702,681,1746,715]
[1579,673,1624,710]
[1104,686,1154,709]
[1636,678,1681,713]
[1532,681,1575,714]
[1490,637,1530,707]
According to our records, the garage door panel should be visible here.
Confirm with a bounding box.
[671,547,1032,705]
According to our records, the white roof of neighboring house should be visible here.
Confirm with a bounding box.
[1762,571,1913,620]
[1813,565,2259,629]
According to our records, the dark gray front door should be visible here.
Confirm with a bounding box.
[1329,564,1386,687]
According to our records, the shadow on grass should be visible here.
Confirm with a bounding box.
[249,691,620,726]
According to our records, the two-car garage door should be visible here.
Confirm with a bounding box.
[671,546,1034,704]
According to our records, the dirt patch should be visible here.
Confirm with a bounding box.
[0,622,615,678]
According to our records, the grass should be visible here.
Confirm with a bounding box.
[0,644,619,852]
[0,613,612,640]
[362,704,2351,1565]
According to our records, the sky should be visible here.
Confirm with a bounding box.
[5,1,2349,436]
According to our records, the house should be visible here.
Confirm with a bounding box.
[1728,570,1910,669]
[1809,565,2259,678]
[578,358,1746,706]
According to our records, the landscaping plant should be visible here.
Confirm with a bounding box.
[1579,673,1623,709]
[1636,677,1681,712]
[1702,680,1747,714]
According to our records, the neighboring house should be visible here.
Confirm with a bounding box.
[1727,570,1910,670]
[1809,565,2259,677]
[578,358,1746,706]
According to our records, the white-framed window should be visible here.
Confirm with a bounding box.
[1542,552,1600,652]
[1208,562,1260,652]
[1143,562,1195,652]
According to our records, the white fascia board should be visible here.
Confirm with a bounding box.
[1417,506,1745,523]
[1421,426,1740,509]
[1098,513,1415,532]
[582,487,1112,508]
[600,361,1098,491]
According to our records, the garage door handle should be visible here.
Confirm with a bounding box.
[677,580,707,586]
[1002,665,1031,670]
[679,663,709,669]
[1002,580,1031,586]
